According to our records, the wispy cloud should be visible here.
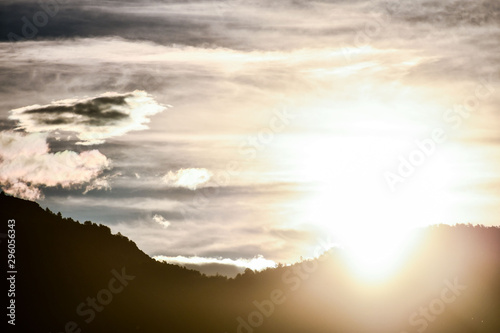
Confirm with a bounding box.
[9,90,167,145]
[152,214,171,228]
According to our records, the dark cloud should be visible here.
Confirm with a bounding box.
[23,94,129,126]
[382,0,500,26]
[0,0,371,51]
[9,90,167,145]
[2,0,499,55]
[0,1,227,47]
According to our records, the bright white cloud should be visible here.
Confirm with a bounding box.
[9,90,168,145]
[153,214,171,228]
[0,131,111,200]
[162,168,213,190]
[153,254,276,272]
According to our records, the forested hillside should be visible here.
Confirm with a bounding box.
[1,192,499,333]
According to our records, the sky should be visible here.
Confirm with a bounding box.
[1,0,499,277]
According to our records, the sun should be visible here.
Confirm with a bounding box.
[338,228,424,282]
[274,132,454,282]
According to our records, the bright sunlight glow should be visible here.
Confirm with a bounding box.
[270,125,459,281]
[339,228,423,281]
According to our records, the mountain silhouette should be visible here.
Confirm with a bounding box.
[1,192,499,333]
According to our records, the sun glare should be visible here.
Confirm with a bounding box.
[339,228,423,282]
[275,128,459,281]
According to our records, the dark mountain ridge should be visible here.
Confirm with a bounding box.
[1,192,499,333]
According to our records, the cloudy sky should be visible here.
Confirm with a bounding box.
[1,0,499,276]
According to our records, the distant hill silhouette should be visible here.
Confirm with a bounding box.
[1,192,499,333]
